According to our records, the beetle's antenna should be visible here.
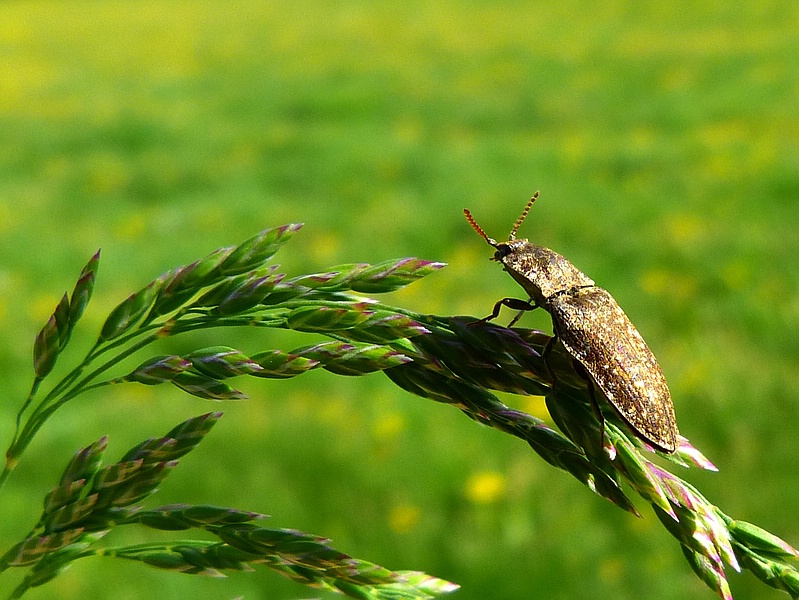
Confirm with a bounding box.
[509,191,540,240]
[463,209,498,246]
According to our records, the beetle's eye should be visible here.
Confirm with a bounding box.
[494,245,511,260]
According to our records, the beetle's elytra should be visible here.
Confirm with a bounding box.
[464,192,679,454]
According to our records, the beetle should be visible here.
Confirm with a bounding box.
[464,192,679,453]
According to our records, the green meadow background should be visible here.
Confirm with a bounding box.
[1,1,798,598]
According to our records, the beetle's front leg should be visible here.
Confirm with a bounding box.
[479,297,538,325]
[507,297,538,327]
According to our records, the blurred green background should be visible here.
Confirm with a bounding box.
[1,1,798,598]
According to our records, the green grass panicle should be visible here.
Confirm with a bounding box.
[0,224,796,599]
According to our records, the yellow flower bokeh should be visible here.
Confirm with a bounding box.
[465,470,507,505]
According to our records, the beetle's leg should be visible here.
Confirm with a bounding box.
[478,297,537,325]
[508,297,537,327]
[544,340,607,454]
[572,360,607,454]
[585,376,606,451]
[540,333,557,386]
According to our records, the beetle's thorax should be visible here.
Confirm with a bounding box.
[494,239,595,303]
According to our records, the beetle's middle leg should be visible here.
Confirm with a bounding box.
[572,360,607,453]
[540,333,557,386]
[543,338,607,454]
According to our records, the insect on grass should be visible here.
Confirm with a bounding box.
[464,192,679,454]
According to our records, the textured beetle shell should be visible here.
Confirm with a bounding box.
[549,287,678,453]
[497,240,678,453]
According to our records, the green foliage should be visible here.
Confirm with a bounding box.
[0,228,457,599]
[2,1,798,598]
[1,226,797,599]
